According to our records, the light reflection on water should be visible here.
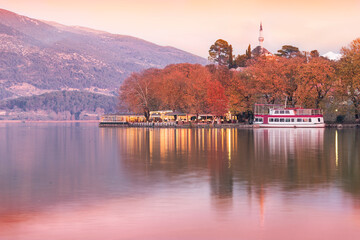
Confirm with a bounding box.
[0,123,359,240]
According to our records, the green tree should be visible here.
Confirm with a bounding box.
[228,44,234,68]
[276,45,301,58]
[234,54,247,67]
[208,39,231,67]
[246,44,252,59]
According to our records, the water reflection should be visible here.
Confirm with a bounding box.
[0,124,360,239]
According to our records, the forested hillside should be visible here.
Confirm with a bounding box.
[0,91,118,120]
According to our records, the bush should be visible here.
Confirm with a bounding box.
[336,115,345,123]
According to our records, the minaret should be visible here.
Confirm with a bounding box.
[258,22,264,54]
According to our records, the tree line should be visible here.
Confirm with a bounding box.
[1,90,117,116]
[119,38,360,122]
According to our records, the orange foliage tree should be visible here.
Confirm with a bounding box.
[278,57,306,106]
[119,68,161,121]
[227,71,256,113]
[119,64,229,120]
[119,51,340,121]
[338,38,360,121]
[206,79,228,117]
[296,57,336,108]
[155,64,191,112]
[247,56,288,104]
[182,64,213,115]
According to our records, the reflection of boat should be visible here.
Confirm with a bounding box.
[253,104,325,128]
[254,128,325,161]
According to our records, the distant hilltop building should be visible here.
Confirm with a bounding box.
[252,22,272,57]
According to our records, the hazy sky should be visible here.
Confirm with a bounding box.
[1,0,359,57]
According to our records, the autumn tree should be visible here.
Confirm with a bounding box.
[155,64,191,112]
[206,64,231,88]
[227,71,256,113]
[206,79,228,117]
[119,68,161,121]
[157,63,213,115]
[338,38,360,121]
[296,57,336,108]
[183,65,213,115]
[279,56,306,106]
[208,39,232,67]
[247,56,288,104]
[310,50,320,58]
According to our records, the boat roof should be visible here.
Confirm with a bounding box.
[254,104,321,111]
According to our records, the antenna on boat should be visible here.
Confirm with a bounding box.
[284,96,288,108]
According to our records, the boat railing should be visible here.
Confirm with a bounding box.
[254,104,323,115]
[254,104,284,114]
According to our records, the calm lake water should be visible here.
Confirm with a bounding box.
[0,123,359,240]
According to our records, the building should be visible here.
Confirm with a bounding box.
[251,22,272,57]
[100,113,146,125]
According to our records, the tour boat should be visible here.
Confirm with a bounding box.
[253,104,325,128]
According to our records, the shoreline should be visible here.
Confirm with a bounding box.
[99,122,360,128]
[1,120,359,128]
[0,120,99,123]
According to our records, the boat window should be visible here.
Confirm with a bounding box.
[275,110,279,114]
[303,118,308,122]
[259,118,263,122]
[309,118,312,122]
[280,110,284,114]
[280,118,285,122]
[291,119,295,122]
[318,118,321,122]
[297,118,302,122]
[285,110,290,114]
[275,118,279,122]
[269,118,274,122]
[286,118,290,122]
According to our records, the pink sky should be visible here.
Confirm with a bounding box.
[0,0,359,57]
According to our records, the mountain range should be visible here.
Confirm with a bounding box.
[0,9,207,119]
[0,9,206,101]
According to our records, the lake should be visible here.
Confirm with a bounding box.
[0,123,359,240]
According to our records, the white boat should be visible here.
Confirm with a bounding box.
[253,104,325,128]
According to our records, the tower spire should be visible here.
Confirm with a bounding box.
[258,22,264,54]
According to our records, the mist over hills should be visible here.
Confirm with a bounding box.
[0,8,206,100]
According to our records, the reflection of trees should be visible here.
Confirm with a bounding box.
[118,128,360,197]
[337,129,360,196]
[209,154,233,199]
[116,128,236,205]
[3,126,359,220]
[240,128,336,191]
[115,127,360,203]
